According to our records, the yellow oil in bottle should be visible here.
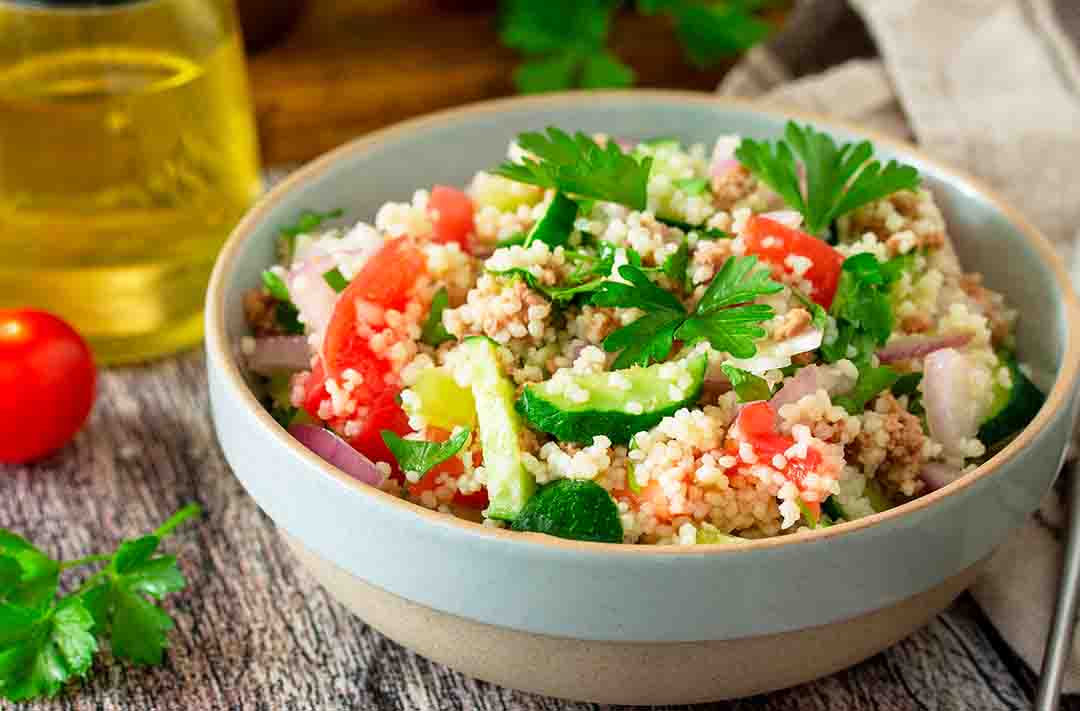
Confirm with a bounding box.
[0,1,261,364]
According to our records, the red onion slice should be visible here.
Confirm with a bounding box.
[288,424,384,487]
[920,461,963,492]
[770,365,821,411]
[710,136,740,177]
[286,255,340,340]
[248,336,311,375]
[923,348,979,457]
[877,333,973,363]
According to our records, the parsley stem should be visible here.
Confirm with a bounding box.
[154,504,202,539]
[59,553,112,571]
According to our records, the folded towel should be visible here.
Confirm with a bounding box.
[718,0,1080,692]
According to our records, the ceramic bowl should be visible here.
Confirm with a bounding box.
[206,91,1080,704]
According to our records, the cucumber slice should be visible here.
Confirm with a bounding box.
[695,524,749,545]
[510,479,622,543]
[977,355,1045,449]
[460,337,536,520]
[517,354,708,444]
[524,191,578,249]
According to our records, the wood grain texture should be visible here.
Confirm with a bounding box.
[247,0,763,165]
[0,351,1064,709]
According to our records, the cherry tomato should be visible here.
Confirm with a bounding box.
[348,389,411,468]
[428,185,475,249]
[744,215,844,308]
[0,310,96,464]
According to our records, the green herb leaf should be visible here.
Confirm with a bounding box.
[791,286,829,332]
[736,121,920,235]
[496,232,528,249]
[591,264,687,315]
[0,597,96,701]
[0,532,59,611]
[495,127,653,210]
[270,406,299,429]
[275,302,305,336]
[581,50,635,88]
[280,208,344,238]
[673,177,709,195]
[421,287,455,346]
[822,253,896,364]
[525,191,579,249]
[261,270,291,302]
[513,52,581,93]
[674,304,775,359]
[833,364,899,414]
[661,240,690,290]
[693,254,783,313]
[381,428,472,481]
[720,364,772,402]
[673,2,770,68]
[322,268,349,293]
[891,372,922,398]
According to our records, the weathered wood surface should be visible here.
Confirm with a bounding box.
[0,351,1075,710]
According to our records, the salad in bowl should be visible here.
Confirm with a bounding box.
[241,122,1044,546]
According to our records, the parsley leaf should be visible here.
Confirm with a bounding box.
[674,255,781,358]
[821,253,900,364]
[721,364,772,402]
[833,364,899,414]
[381,429,472,482]
[0,532,59,611]
[673,2,771,68]
[0,506,198,701]
[580,51,636,89]
[735,121,920,235]
[261,270,291,302]
[592,256,780,367]
[592,265,687,368]
[495,127,653,210]
[421,287,455,346]
[661,240,690,291]
[279,208,344,238]
[0,597,96,701]
[673,177,708,195]
[322,268,349,293]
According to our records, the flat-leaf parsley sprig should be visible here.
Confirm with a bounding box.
[735,121,920,236]
[495,127,653,211]
[0,505,200,702]
[591,255,782,368]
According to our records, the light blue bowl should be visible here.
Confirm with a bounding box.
[206,91,1080,703]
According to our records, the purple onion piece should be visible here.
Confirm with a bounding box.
[920,461,962,492]
[288,424,384,487]
[877,333,973,364]
[248,336,311,375]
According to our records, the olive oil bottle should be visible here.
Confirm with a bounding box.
[0,0,261,363]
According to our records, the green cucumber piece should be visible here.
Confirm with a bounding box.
[524,191,578,249]
[977,355,1045,449]
[695,524,749,545]
[510,479,622,543]
[517,354,707,444]
[460,337,536,520]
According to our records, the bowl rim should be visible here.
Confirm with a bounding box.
[206,89,1080,556]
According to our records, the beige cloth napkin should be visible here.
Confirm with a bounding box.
[719,0,1080,692]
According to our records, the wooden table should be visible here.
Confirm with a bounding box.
[2,351,1077,710]
[246,0,778,165]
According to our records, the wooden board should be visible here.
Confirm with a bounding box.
[247,0,748,165]
[1,350,1076,710]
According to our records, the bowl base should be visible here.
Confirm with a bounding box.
[282,533,978,704]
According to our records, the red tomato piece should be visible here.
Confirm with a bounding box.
[733,401,823,491]
[744,215,844,308]
[348,388,412,467]
[302,359,329,420]
[428,185,475,248]
[0,310,96,464]
[322,237,426,379]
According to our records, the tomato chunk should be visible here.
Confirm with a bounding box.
[744,215,844,308]
[348,388,411,467]
[323,238,426,379]
[429,185,475,248]
[733,401,823,490]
